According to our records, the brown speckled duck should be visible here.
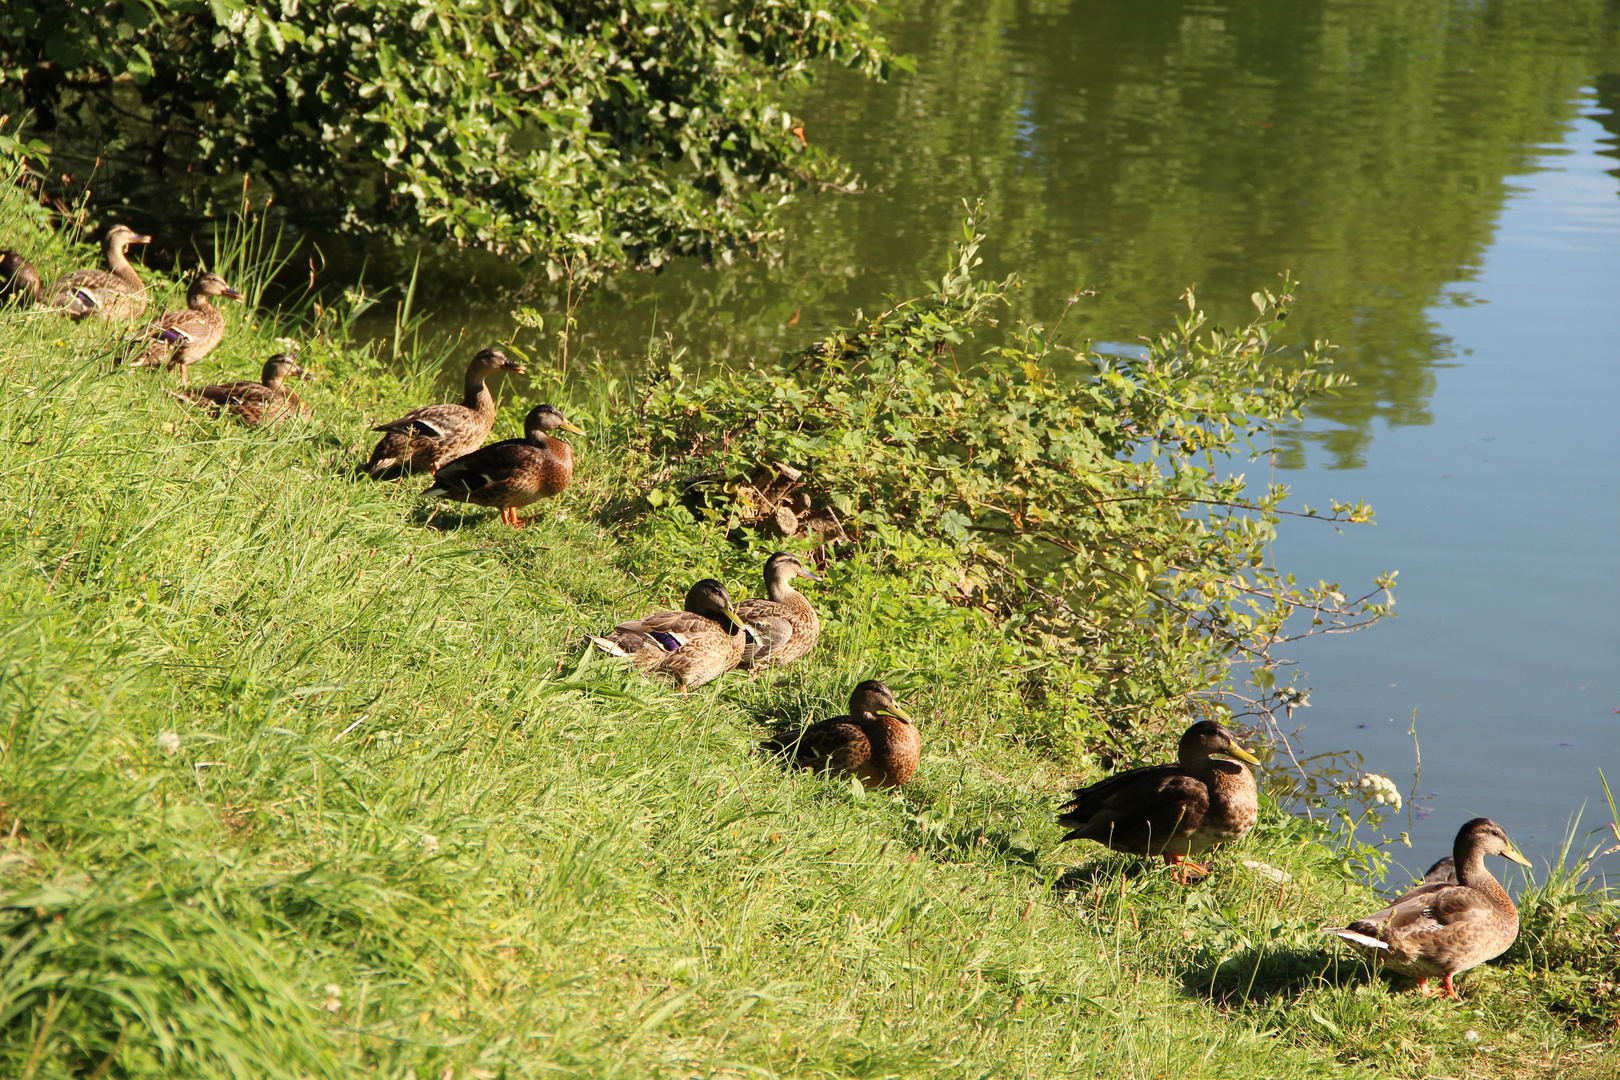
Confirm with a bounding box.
[359,347,527,475]
[1,251,41,307]
[424,403,584,527]
[588,579,747,692]
[1323,817,1532,1000]
[1056,720,1260,881]
[175,354,306,426]
[737,552,823,669]
[760,680,920,789]
[129,272,243,384]
[44,224,152,321]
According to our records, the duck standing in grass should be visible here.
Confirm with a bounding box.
[737,551,822,668]
[588,579,747,692]
[359,347,526,476]
[1322,817,1532,1000]
[1056,720,1260,881]
[43,224,152,321]
[1,251,41,307]
[423,404,584,527]
[174,353,306,426]
[127,271,243,384]
[760,680,920,788]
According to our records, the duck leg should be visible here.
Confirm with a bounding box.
[1164,853,1212,884]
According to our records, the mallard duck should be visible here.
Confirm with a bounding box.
[1056,720,1260,880]
[423,404,584,527]
[588,579,747,692]
[760,680,920,789]
[174,353,306,426]
[128,272,243,384]
[737,551,823,668]
[1323,817,1532,1000]
[359,347,527,475]
[1,251,40,307]
[44,224,152,321]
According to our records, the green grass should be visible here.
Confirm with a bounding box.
[3,198,1618,1079]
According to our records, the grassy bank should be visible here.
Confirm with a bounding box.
[2,201,1618,1079]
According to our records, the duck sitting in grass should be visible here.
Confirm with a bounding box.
[1,251,41,307]
[423,404,584,527]
[760,680,920,789]
[359,347,527,476]
[1322,817,1532,1000]
[1056,720,1260,882]
[737,551,823,669]
[174,354,306,426]
[127,272,243,384]
[588,579,747,692]
[43,224,152,321]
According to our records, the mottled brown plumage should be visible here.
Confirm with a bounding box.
[1323,817,1532,1000]
[175,354,306,426]
[1,251,41,307]
[424,404,584,527]
[737,551,823,668]
[588,579,747,692]
[44,224,152,321]
[360,347,527,475]
[760,680,920,789]
[1056,720,1260,879]
[128,272,242,384]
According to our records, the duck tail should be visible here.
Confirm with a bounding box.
[587,635,632,658]
[1321,928,1389,950]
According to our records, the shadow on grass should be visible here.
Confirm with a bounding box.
[1181,946,1375,1007]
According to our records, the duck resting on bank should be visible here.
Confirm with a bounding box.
[588,579,747,692]
[1056,720,1260,881]
[1322,817,1532,1000]
[127,271,243,384]
[174,353,306,426]
[359,347,527,476]
[43,224,153,321]
[759,680,920,789]
[423,403,584,527]
[1,251,41,307]
[736,551,823,669]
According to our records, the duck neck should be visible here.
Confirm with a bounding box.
[1454,844,1515,912]
[765,574,811,614]
[187,286,215,312]
[105,242,142,290]
[462,369,495,419]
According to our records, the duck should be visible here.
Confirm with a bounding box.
[588,579,747,692]
[1056,720,1260,880]
[1,251,41,307]
[423,403,584,527]
[359,347,527,476]
[127,272,243,384]
[174,353,306,426]
[43,224,152,321]
[759,680,920,789]
[1322,817,1532,1000]
[736,551,823,668]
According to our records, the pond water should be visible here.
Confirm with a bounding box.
[384,1,1620,872]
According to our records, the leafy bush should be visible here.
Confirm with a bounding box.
[0,0,896,263]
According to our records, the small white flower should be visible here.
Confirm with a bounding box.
[1464,1029,1480,1043]
[157,731,181,756]
[321,984,344,1012]
[420,834,440,854]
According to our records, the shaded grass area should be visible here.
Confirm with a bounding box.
[3,210,1618,1079]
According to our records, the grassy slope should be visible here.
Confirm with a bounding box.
[2,210,1616,1079]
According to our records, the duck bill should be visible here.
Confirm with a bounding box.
[877,703,915,723]
[1227,744,1261,766]
[502,360,528,375]
[132,234,153,245]
[721,605,747,632]
[1503,843,1533,869]
[222,286,244,301]
[798,565,824,582]
[560,420,586,435]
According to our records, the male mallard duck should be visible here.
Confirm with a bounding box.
[175,353,306,426]
[737,551,823,668]
[1056,720,1260,880]
[44,224,152,321]
[128,272,243,384]
[1323,817,1532,1000]
[359,347,526,475]
[760,680,920,789]
[588,579,747,692]
[423,403,584,527]
[1,251,41,307]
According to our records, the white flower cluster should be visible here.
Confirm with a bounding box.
[1358,772,1403,811]
[157,731,181,756]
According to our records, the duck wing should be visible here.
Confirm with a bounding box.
[736,599,795,667]
[762,717,871,775]
[426,440,539,497]
[1057,764,1209,854]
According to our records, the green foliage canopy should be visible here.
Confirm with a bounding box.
[0,0,896,264]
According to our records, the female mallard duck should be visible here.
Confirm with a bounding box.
[128,272,243,384]
[760,680,919,789]
[423,403,584,527]
[1056,720,1260,880]
[359,347,527,475]
[175,353,306,426]
[44,224,152,321]
[737,551,823,668]
[588,579,747,692]
[1323,817,1532,1000]
[1,251,41,307]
